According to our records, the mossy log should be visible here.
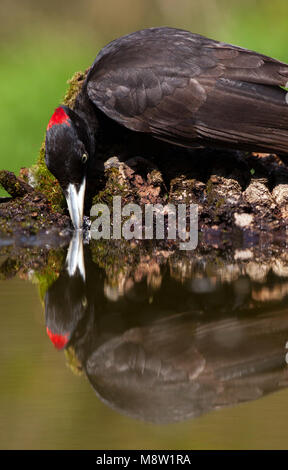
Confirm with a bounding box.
[0,170,34,198]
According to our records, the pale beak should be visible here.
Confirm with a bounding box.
[65,178,86,230]
[66,231,86,280]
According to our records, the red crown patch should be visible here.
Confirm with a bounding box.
[46,327,70,350]
[47,107,71,131]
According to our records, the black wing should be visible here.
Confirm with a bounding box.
[86,27,288,153]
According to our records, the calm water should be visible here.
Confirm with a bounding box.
[1,233,288,449]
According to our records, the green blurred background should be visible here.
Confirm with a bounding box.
[1,0,288,197]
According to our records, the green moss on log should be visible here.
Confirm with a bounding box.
[62,71,87,109]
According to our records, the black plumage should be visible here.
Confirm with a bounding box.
[45,27,288,228]
[86,27,288,152]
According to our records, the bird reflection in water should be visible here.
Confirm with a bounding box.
[44,233,288,423]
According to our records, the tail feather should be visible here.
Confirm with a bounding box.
[195,78,288,154]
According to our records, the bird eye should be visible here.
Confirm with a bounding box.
[82,153,88,163]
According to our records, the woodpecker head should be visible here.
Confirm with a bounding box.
[45,106,94,229]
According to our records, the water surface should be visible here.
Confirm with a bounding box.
[1,235,288,449]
